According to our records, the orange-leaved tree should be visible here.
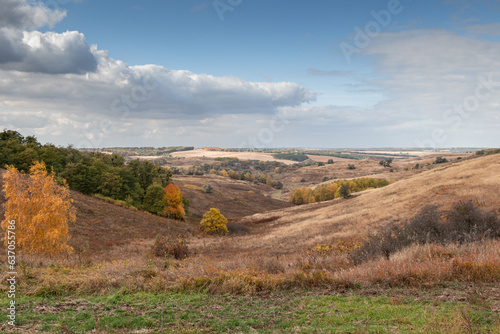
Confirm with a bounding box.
[1,161,75,256]
[162,184,185,220]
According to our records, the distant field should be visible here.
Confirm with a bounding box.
[171,149,297,164]
[306,154,353,162]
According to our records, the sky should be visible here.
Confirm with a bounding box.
[0,0,499,149]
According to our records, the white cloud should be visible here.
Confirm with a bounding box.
[0,0,318,147]
[0,30,98,74]
[0,0,66,30]
[0,0,96,74]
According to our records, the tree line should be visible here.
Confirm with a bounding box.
[290,178,390,204]
[0,130,173,212]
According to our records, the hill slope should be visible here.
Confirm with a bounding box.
[173,174,293,223]
[233,154,500,253]
[0,170,190,254]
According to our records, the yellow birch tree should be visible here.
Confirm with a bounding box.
[1,161,75,256]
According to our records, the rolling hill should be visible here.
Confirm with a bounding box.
[231,154,500,254]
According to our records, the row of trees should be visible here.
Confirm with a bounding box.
[1,160,190,258]
[0,130,173,212]
[290,178,390,205]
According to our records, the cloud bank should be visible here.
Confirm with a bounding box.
[0,0,318,147]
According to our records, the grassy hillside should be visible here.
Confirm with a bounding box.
[173,174,293,223]
[1,154,498,333]
[236,154,500,252]
[0,169,189,256]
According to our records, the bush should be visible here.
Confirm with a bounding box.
[151,234,189,259]
[379,158,393,168]
[203,183,214,194]
[199,208,229,236]
[435,156,448,164]
[226,223,250,235]
[273,181,283,189]
[351,201,500,264]
[347,164,356,170]
[446,201,500,242]
[327,159,334,164]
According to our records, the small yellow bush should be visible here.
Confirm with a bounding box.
[199,208,228,236]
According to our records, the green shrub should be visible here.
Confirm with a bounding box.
[203,183,214,194]
[273,181,283,189]
[379,158,393,167]
[435,156,448,164]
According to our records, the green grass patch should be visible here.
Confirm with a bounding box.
[1,290,499,333]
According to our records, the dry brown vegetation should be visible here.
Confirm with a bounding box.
[0,153,499,302]
[236,154,500,252]
[173,174,292,223]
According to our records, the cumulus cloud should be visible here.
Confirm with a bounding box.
[0,0,97,74]
[0,1,318,147]
[0,0,316,123]
[0,30,98,74]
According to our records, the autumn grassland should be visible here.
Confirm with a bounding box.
[1,150,500,333]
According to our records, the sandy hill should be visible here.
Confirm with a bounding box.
[232,154,500,254]
[173,174,293,223]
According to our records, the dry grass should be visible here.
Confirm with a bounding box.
[173,174,292,223]
[234,154,500,253]
[1,154,499,301]
[4,237,498,298]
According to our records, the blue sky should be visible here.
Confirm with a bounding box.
[1,0,499,148]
